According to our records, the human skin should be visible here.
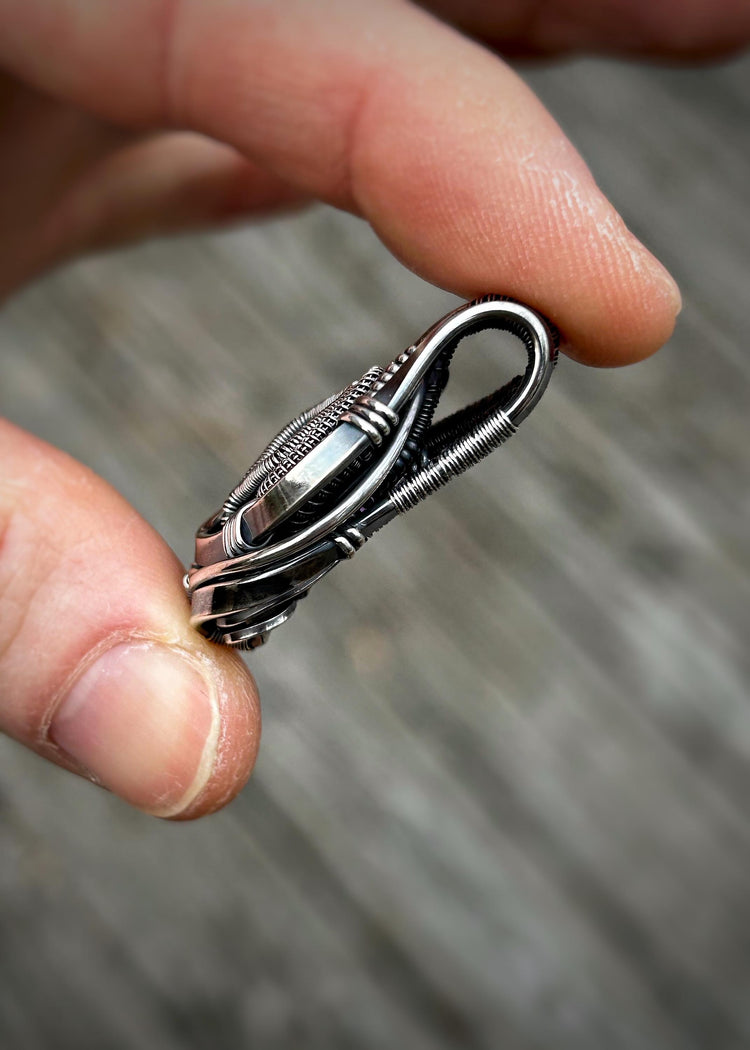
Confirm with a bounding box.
[0,0,747,818]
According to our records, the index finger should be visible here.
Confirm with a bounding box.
[0,0,681,364]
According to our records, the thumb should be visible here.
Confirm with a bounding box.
[0,418,260,819]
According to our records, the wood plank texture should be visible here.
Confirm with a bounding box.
[0,53,748,1050]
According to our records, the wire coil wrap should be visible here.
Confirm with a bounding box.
[389,409,517,514]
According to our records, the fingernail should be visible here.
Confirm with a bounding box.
[50,642,219,817]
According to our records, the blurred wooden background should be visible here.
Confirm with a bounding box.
[1,52,749,1050]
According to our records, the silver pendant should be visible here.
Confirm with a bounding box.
[186,296,558,648]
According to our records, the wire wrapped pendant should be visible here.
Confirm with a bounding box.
[186,296,558,648]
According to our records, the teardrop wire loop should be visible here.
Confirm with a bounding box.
[187,296,558,647]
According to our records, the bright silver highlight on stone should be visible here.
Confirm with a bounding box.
[186,296,559,648]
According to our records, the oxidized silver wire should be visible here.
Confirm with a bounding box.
[186,296,558,648]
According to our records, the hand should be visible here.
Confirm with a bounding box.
[0,0,745,818]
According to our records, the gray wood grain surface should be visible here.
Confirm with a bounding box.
[0,52,749,1050]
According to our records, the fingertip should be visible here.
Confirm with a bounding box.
[47,634,260,820]
[341,32,681,369]
[551,222,682,367]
